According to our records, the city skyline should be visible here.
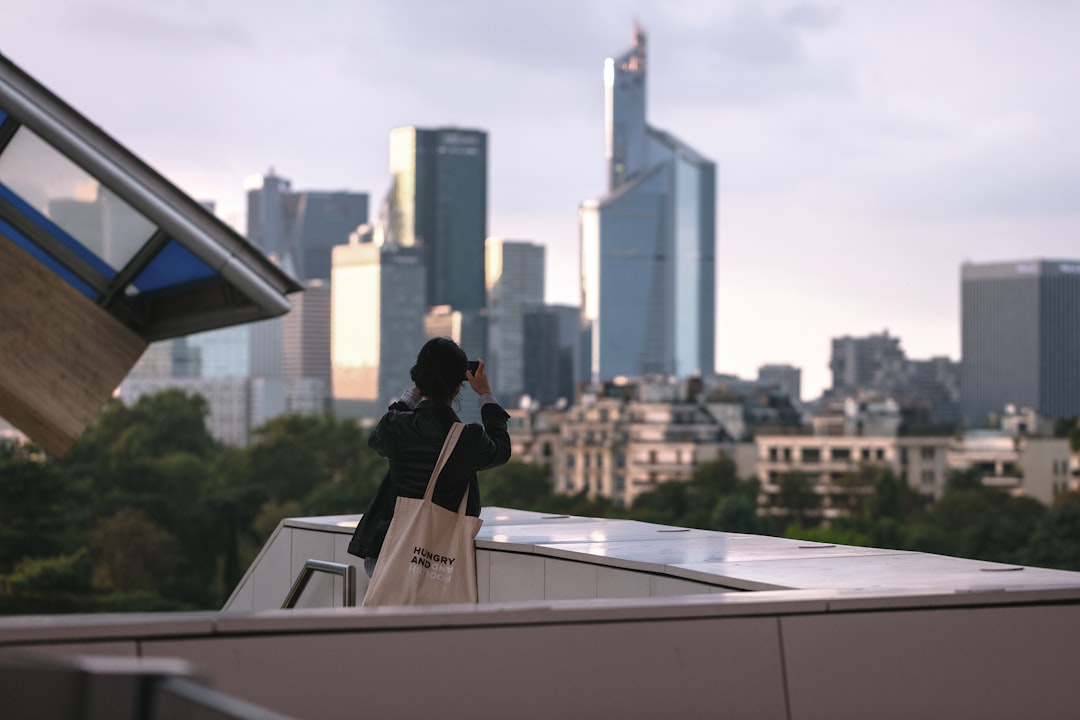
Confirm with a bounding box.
[2,1,1078,398]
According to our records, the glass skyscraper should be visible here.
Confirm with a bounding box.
[580,26,716,383]
[387,127,488,314]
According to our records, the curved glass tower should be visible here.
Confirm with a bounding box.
[581,26,716,382]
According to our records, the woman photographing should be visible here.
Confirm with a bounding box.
[350,337,512,593]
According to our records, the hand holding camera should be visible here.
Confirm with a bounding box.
[466,359,491,395]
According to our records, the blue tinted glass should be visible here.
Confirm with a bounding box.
[132,238,217,292]
[0,215,98,299]
[0,182,116,280]
[0,108,7,124]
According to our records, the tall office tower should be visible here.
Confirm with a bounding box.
[485,239,544,406]
[828,331,907,396]
[386,127,488,313]
[245,170,369,281]
[282,279,331,412]
[580,26,716,382]
[961,260,1080,426]
[758,364,802,404]
[523,304,580,408]
[331,241,426,419]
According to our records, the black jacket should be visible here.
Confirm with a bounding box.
[348,399,511,559]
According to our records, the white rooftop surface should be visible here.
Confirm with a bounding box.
[291,506,1080,599]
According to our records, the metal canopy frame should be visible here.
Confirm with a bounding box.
[0,52,303,341]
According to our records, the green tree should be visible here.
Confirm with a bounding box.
[199,447,269,597]
[0,549,95,613]
[0,443,73,572]
[630,480,693,527]
[712,495,772,534]
[107,390,218,463]
[921,488,1045,564]
[777,471,821,529]
[90,507,179,594]
[246,413,379,505]
[1021,491,1080,571]
[1069,425,1080,454]
[479,461,554,509]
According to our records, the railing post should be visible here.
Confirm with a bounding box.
[282,560,357,609]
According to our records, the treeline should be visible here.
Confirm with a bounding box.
[0,390,386,614]
[3,389,1080,615]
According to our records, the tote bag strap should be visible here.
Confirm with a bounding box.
[422,422,466,514]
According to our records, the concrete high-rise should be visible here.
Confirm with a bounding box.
[283,279,332,412]
[486,238,544,406]
[386,127,487,313]
[331,240,426,419]
[961,260,1080,426]
[580,26,716,382]
[829,331,907,396]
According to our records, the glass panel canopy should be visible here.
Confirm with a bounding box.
[0,50,302,341]
[0,126,157,273]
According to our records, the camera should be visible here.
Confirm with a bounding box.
[467,360,480,374]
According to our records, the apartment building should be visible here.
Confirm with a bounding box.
[947,432,1069,506]
[756,429,1070,523]
[506,407,565,468]
[755,434,950,522]
[518,379,750,506]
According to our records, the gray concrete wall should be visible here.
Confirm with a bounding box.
[4,591,1079,719]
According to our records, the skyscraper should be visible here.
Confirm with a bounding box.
[282,279,332,412]
[961,260,1080,426]
[485,238,544,406]
[524,304,580,408]
[245,170,368,423]
[331,240,426,419]
[386,127,488,313]
[580,26,716,382]
[245,170,369,282]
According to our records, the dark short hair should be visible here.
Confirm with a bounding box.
[410,337,468,403]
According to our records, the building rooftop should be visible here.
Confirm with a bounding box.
[6,507,1080,718]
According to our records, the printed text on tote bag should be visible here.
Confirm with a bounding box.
[410,545,456,583]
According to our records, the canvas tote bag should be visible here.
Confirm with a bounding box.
[362,422,483,607]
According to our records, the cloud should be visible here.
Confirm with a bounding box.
[60,2,249,51]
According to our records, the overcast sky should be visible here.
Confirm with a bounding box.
[3,0,1078,398]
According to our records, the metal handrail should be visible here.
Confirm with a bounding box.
[281,559,357,609]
